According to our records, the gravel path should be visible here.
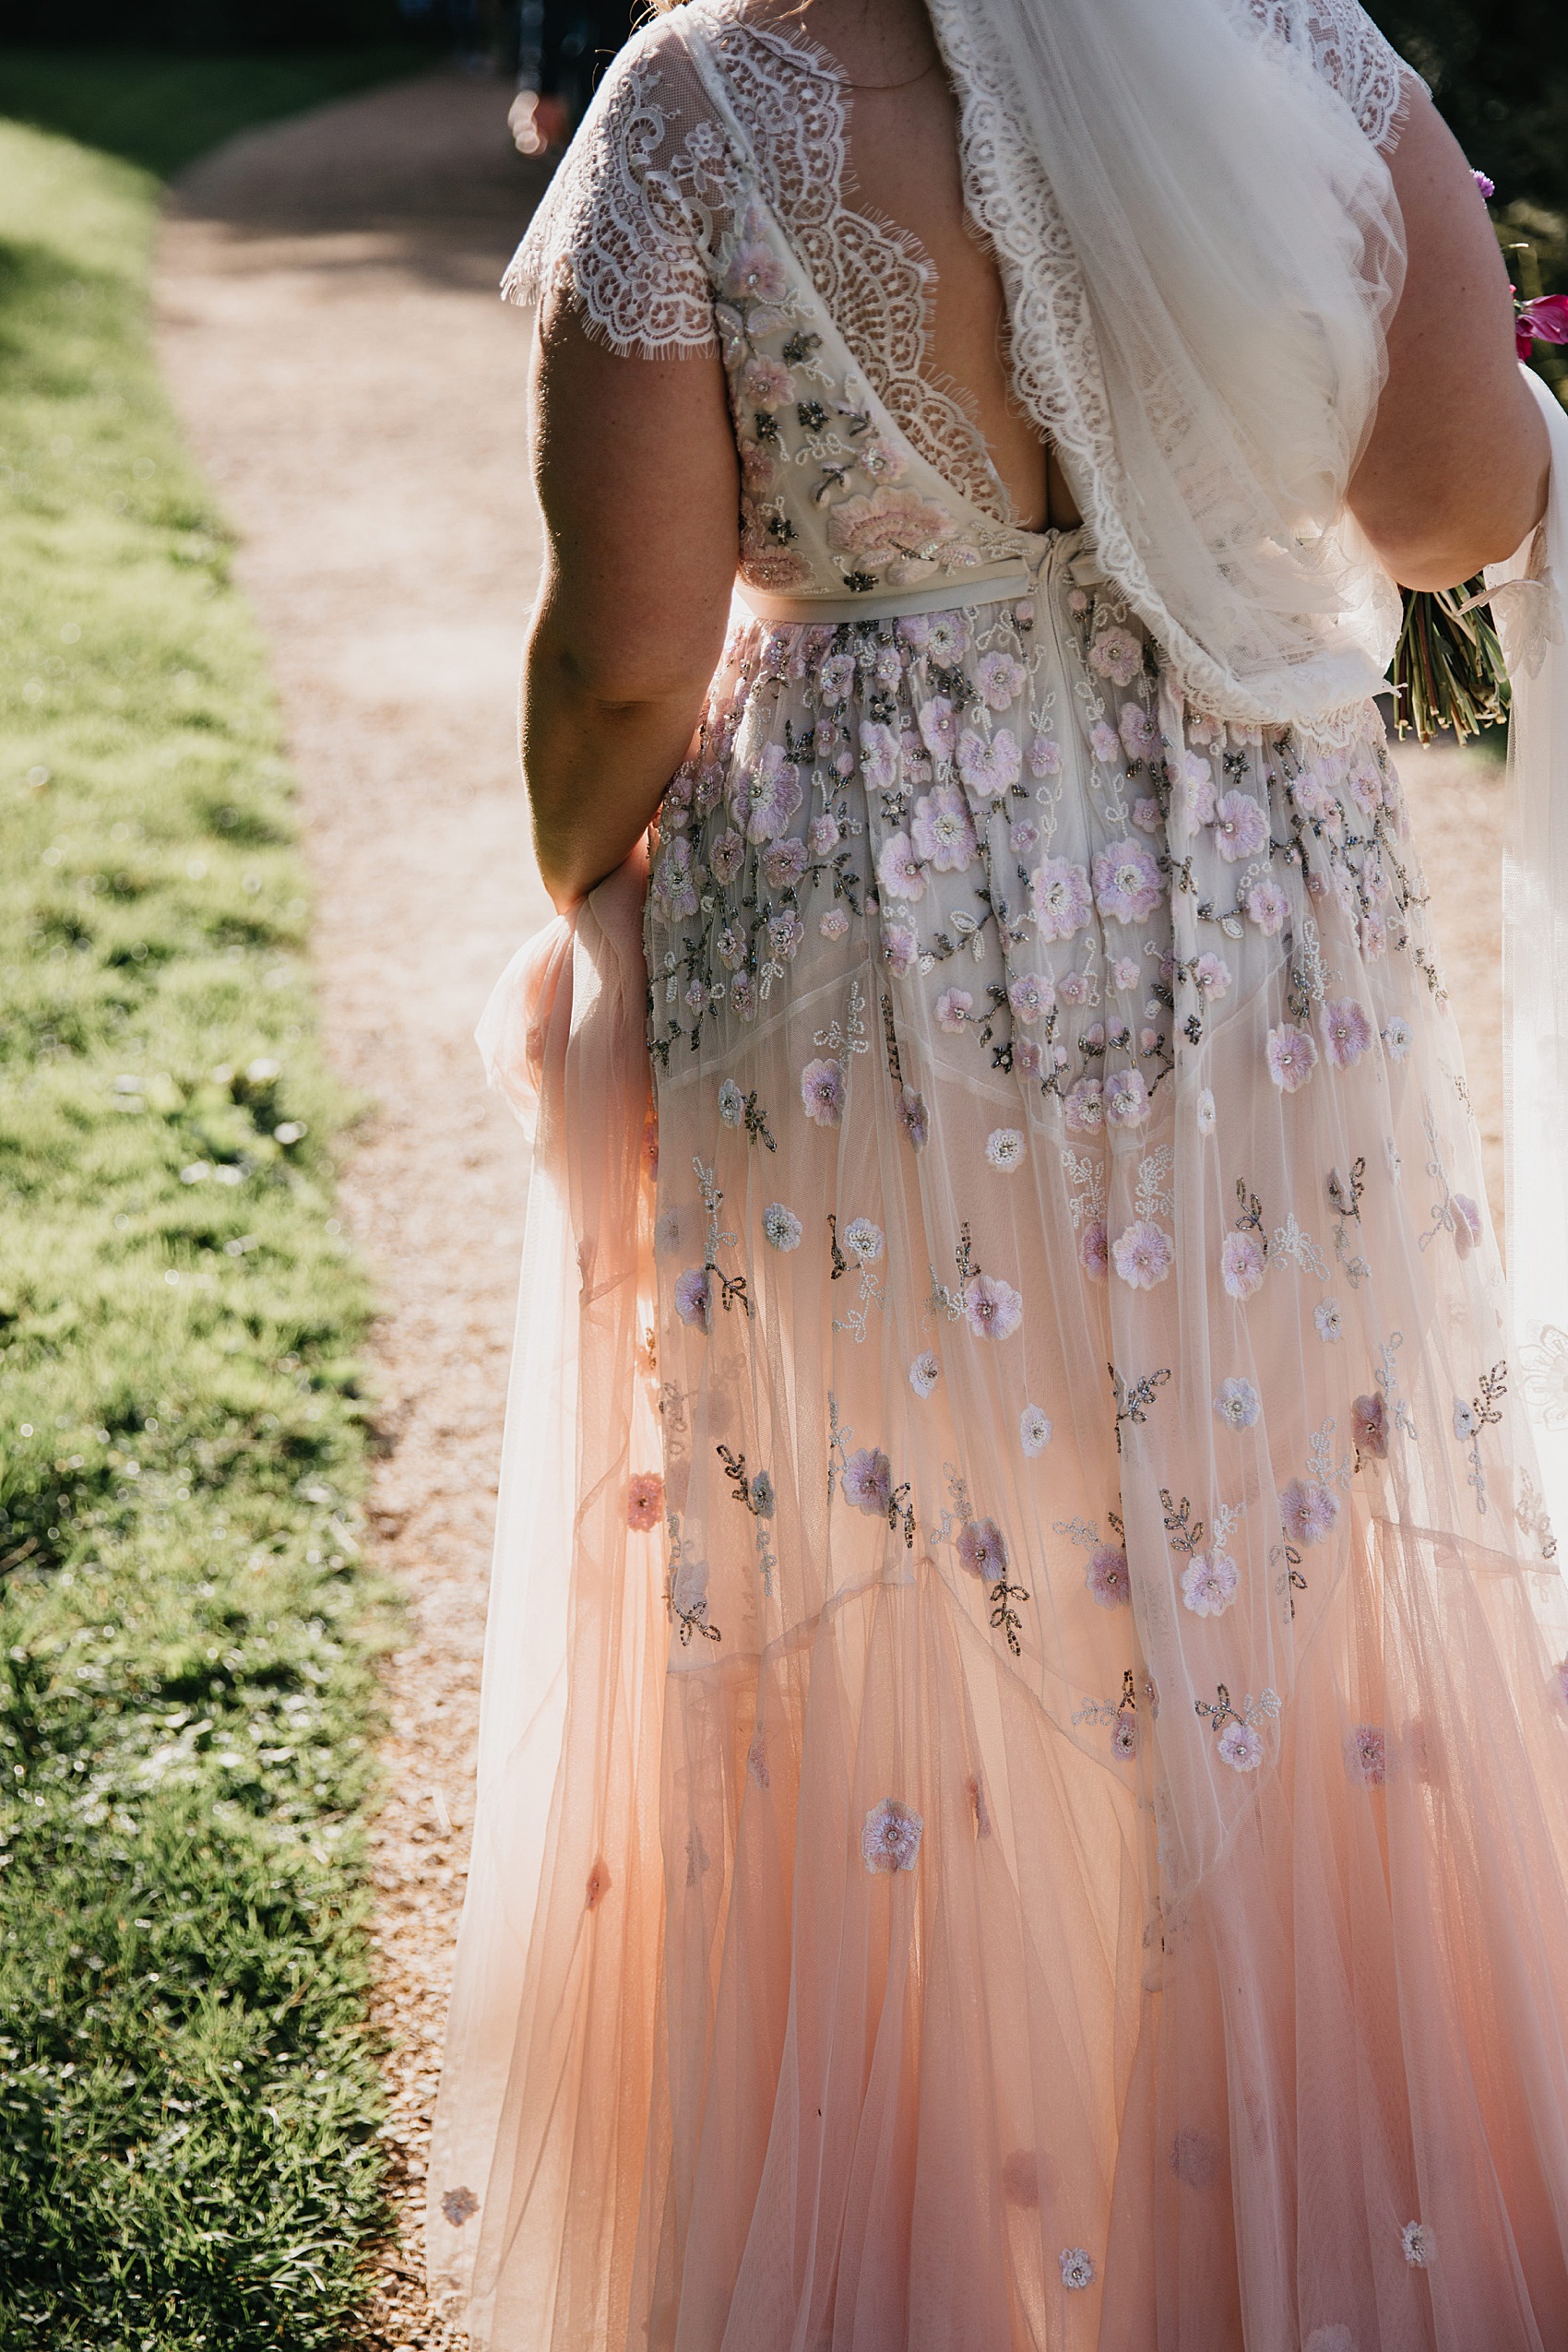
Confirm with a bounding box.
[153,72,1507,2347]
[158,72,551,2352]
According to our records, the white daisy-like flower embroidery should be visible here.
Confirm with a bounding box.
[909,1350,940,1397]
[718,1079,744,1127]
[762,1202,802,1252]
[1019,1403,1053,1456]
[1384,1015,1412,1061]
[842,1216,885,1262]
[1401,2220,1435,2268]
[1214,1375,1261,1431]
[1218,1717,1263,1772]
[1313,1297,1343,1341]
[1195,1087,1217,1137]
[1181,1551,1239,1618]
[1059,2247,1096,2291]
[987,1126,1026,1171]
[861,1796,922,1873]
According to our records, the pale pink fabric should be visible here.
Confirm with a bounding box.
[428,15,1568,2346]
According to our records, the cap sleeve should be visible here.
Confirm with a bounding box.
[503,21,739,359]
[1241,0,1422,154]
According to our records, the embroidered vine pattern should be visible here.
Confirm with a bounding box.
[717,1443,779,1595]
[1327,1156,1371,1289]
[1454,1362,1507,1514]
[693,1156,754,1319]
[1110,1362,1171,1453]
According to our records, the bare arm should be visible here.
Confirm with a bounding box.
[523,299,740,910]
[1348,84,1549,591]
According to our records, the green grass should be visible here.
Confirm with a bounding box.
[0,47,430,182]
[0,98,395,2352]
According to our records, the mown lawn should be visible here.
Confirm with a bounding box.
[0,72,408,2352]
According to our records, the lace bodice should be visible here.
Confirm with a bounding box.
[505,0,1417,638]
[506,1,1011,519]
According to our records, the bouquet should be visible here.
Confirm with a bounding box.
[1387,172,1568,744]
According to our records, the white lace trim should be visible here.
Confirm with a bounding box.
[1237,0,1419,154]
[699,11,1011,520]
[504,7,1012,518]
[502,29,731,357]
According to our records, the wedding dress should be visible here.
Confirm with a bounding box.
[428,3,1568,2344]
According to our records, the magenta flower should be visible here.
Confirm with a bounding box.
[1265,1023,1318,1092]
[963,1270,1024,1340]
[1517,293,1568,361]
[801,1057,844,1125]
[1111,1218,1173,1289]
[1031,856,1093,941]
[1092,837,1163,925]
[1321,995,1372,1069]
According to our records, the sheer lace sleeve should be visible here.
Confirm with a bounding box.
[1241,0,1421,152]
[502,22,740,358]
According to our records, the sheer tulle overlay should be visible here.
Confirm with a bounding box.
[429,8,1568,2346]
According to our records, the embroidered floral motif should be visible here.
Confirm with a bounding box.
[1345,1723,1386,1786]
[1401,2220,1435,2268]
[1019,1402,1052,1455]
[861,1796,922,1872]
[627,1472,664,1530]
[1196,1681,1281,1771]
[1214,1375,1261,1431]
[1059,2248,1096,2291]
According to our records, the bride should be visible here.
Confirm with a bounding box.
[428,0,1568,2341]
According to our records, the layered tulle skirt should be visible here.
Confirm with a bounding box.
[431,537,1568,2350]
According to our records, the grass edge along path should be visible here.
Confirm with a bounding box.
[1,104,398,2352]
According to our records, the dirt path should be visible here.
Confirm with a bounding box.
[157,73,552,2351]
[154,74,1507,2349]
